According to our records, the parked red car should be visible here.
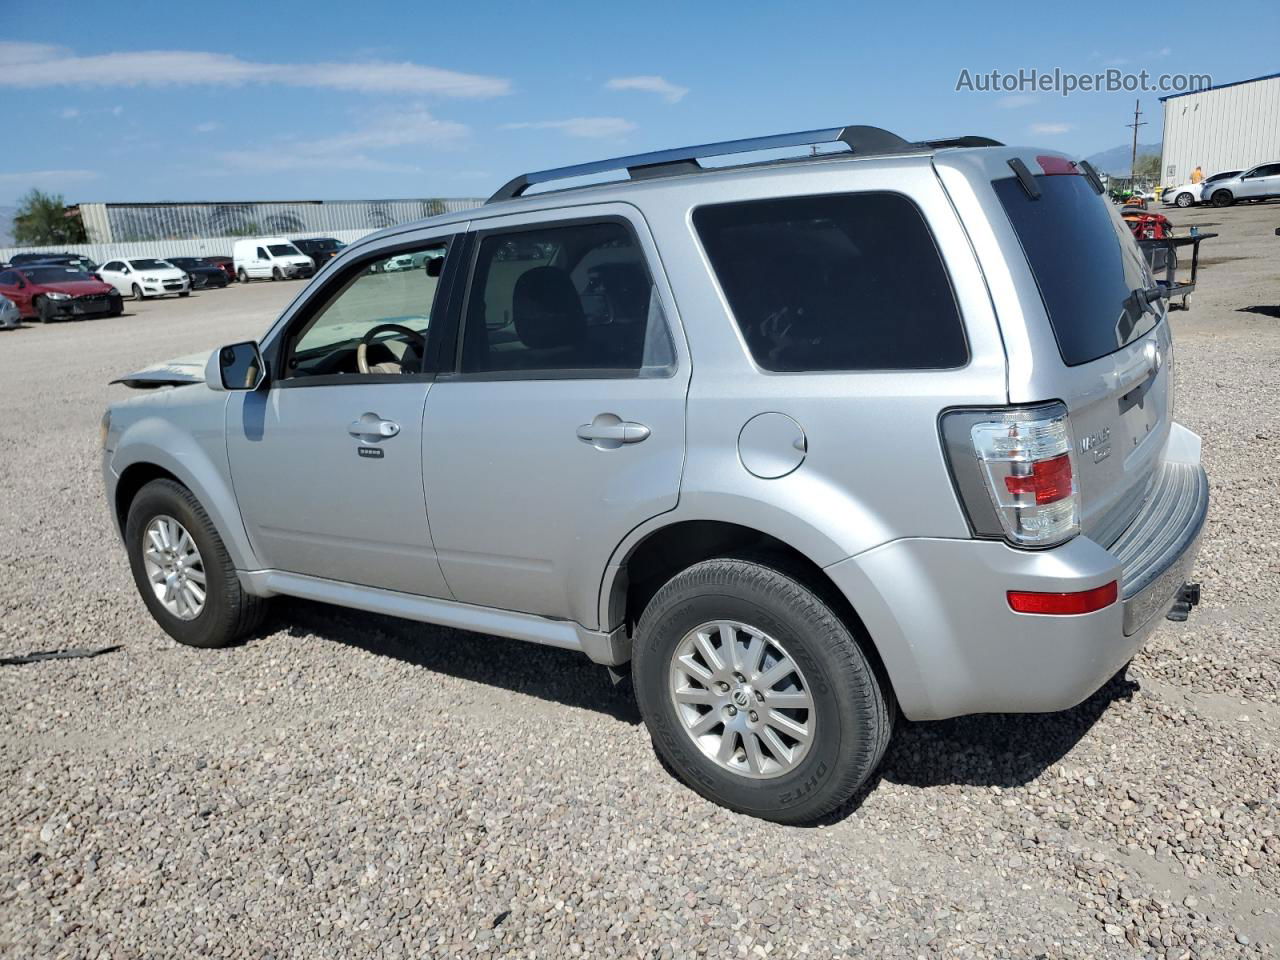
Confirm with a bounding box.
[0,264,123,321]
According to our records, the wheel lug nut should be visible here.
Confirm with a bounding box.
[716,681,730,693]
[726,705,737,717]
[755,690,765,702]
[749,711,759,722]
[733,672,745,683]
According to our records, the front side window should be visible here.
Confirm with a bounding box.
[693,193,967,372]
[460,219,674,376]
[282,242,448,379]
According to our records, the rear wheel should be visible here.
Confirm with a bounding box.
[632,558,893,824]
[1211,190,1234,207]
[125,479,268,648]
[1175,192,1194,208]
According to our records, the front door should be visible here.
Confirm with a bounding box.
[225,233,459,597]
[422,207,690,628]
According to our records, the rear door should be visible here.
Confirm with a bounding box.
[420,204,689,628]
[951,156,1172,545]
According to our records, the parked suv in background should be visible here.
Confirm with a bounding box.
[292,237,346,272]
[1206,162,1280,206]
[102,125,1207,823]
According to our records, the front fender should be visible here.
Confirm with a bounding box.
[107,390,258,571]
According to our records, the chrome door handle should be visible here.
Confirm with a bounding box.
[349,413,400,439]
[576,414,650,449]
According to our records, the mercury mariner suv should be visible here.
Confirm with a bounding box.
[101,125,1208,823]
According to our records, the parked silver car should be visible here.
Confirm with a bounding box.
[102,125,1208,823]
[1205,161,1280,206]
[0,294,20,329]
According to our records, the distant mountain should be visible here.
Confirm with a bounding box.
[1086,142,1162,177]
[0,206,16,246]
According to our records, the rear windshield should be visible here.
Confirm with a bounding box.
[693,193,967,372]
[993,174,1156,366]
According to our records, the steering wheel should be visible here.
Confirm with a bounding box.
[356,323,426,374]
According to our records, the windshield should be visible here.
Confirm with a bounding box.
[269,244,301,257]
[26,266,94,284]
[130,259,172,271]
[171,258,209,267]
[993,173,1156,366]
[308,238,342,251]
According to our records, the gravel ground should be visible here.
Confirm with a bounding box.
[1,204,1278,959]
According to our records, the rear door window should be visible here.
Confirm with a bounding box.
[692,193,966,372]
[993,173,1155,366]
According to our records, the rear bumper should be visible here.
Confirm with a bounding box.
[829,422,1207,721]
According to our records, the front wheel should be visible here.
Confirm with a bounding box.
[34,296,54,323]
[1211,190,1234,207]
[131,284,145,300]
[125,479,268,648]
[179,291,191,298]
[1175,192,1194,208]
[632,558,893,824]
[271,266,282,281]
[237,268,248,283]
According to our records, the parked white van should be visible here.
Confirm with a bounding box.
[232,238,316,282]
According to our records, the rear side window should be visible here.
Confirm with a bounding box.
[459,219,675,377]
[993,174,1154,366]
[692,193,966,372]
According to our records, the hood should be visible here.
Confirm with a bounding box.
[111,350,211,389]
[140,267,187,280]
[38,279,114,296]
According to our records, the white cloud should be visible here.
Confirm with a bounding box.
[503,117,636,139]
[58,107,79,119]
[606,75,688,103]
[997,95,1035,109]
[0,41,509,98]
[0,169,99,192]
[194,121,220,133]
[217,107,466,174]
[1029,122,1072,135]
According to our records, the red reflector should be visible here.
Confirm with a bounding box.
[1003,453,1073,505]
[1008,581,1118,615]
[1036,155,1079,176]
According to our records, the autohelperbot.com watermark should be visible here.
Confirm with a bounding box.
[956,68,1212,97]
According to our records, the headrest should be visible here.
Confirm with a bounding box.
[512,266,585,350]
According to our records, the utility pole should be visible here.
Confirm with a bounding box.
[1126,99,1147,184]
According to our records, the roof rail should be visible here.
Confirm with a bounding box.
[487,125,1002,203]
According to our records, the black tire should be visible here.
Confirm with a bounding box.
[124,478,268,648]
[632,558,893,824]
[237,268,249,283]
[131,283,145,300]
[1211,190,1233,208]
[179,291,191,298]
[33,296,53,323]
[1175,192,1194,208]
[271,266,282,281]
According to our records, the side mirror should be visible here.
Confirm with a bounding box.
[206,341,265,392]
[425,257,444,278]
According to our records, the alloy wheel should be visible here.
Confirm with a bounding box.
[142,515,207,620]
[668,620,816,779]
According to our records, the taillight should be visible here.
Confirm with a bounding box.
[940,402,1081,548]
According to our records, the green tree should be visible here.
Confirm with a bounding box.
[1134,154,1161,181]
[12,189,87,246]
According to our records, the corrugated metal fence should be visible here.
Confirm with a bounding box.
[77,198,483,243]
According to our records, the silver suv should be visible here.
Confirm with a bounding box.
[102,125,1208,823]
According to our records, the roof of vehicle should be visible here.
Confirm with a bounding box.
[342,123,1009,254]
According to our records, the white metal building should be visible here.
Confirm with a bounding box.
[1160,72,1280,185]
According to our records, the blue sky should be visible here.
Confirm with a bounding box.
[3,0,1277,205]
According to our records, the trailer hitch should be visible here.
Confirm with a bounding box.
[1166,581,1201,622]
